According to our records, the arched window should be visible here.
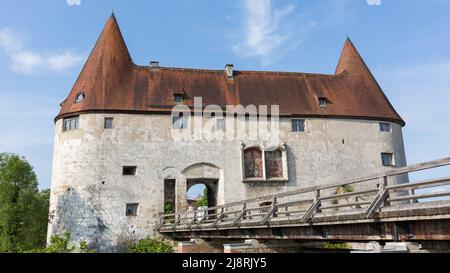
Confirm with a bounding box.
[265,149,283,179]
[75,92,85,103]
[243,147,263,179]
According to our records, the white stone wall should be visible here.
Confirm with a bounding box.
[48,113,407,252]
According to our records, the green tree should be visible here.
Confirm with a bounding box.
[196,187,208,208]
[0,153,50,252]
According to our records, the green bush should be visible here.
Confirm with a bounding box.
[128,238,174,253]
[164,202,175,214]
[323,242,352,250]
[21,232,96,253]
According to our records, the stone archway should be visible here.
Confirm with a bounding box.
[186,179,218,209]
[178,163,222,213]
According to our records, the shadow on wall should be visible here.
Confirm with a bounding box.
[51,187,135,252]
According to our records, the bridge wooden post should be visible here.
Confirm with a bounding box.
[366,176,390,218]
[259,197,278,225]
[188,211,197,229]
[380,176,390,207]
[315,189,321,213]
[213,207,224,225]
[173,214,181,229]
[232,203,247,226]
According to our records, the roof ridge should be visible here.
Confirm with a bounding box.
[132,64,343,78]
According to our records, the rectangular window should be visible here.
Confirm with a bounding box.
[104,117,113,129]
[265,150,283,179]
[123,166,137,176]
[173,116,188,129]
[318,97,328,107]
[173,94,184,103]
[381,153,394,166]
[216,118,225,130]
[379,122,391,132]
[63,116,79,132]
[291,119,305,132]
[126,203,139,216]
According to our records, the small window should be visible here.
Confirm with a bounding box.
[126,203,139,216]
[243,148,263,179]
[379,122,391,132]
[291,119,305,132]
[381,153,394,166]
[173,115,188,129]
[318,97,328,107]
[104,117,113,129]
[63,116,79,132]
[173,94,184,103]
[265,150,283,179]
[216,118,225,130]
[123,166,137,176]
[75,93,85,103]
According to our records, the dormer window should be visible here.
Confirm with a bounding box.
[173,94,184,103]
[318,97,328,107]
[75,93,85,103]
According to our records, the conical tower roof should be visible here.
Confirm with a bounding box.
[57,14,134,118]
[334,37,404,125]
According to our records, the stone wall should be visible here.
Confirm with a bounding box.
[48,113,407,251]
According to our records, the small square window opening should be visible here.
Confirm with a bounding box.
[123,166,137,176]
[104,117,113,129]
[126,203,139,216]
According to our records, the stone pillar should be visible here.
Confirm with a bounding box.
[175,175,188,213]
[177,239,224,253]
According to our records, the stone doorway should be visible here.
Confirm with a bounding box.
[186,179,218,209]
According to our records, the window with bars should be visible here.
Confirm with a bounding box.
[62,116,79,132]
[126,203,139,216]
[291,119,305,132]
[379,122,391,132]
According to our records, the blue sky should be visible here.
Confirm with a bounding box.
[0,0,449,193]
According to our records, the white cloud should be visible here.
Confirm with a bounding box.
[47,50,84,72]
[0,27,84,75]
[0,27,26,52]
[232,0,308,66]
[12,51,45,74]
[66,0,81,6]
[367,0,382,6]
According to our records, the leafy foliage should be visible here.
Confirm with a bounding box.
[196,187,208,208]
[128,238,174,253]
[332,185,354,205]
[22,232,96,253]
[323,242,352,250]
[164,202,175,214]
[0,153,50,252]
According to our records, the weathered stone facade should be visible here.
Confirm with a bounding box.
[48,114,407,252]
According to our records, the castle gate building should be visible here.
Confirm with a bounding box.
[48,15,407,252]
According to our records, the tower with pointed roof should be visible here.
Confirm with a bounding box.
[48,15,408,252]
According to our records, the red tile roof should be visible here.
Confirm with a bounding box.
[56,15,405,126]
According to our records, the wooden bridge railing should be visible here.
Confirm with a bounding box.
[157,157,450,231]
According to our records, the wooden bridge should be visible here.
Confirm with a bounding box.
[158,158,450,245]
